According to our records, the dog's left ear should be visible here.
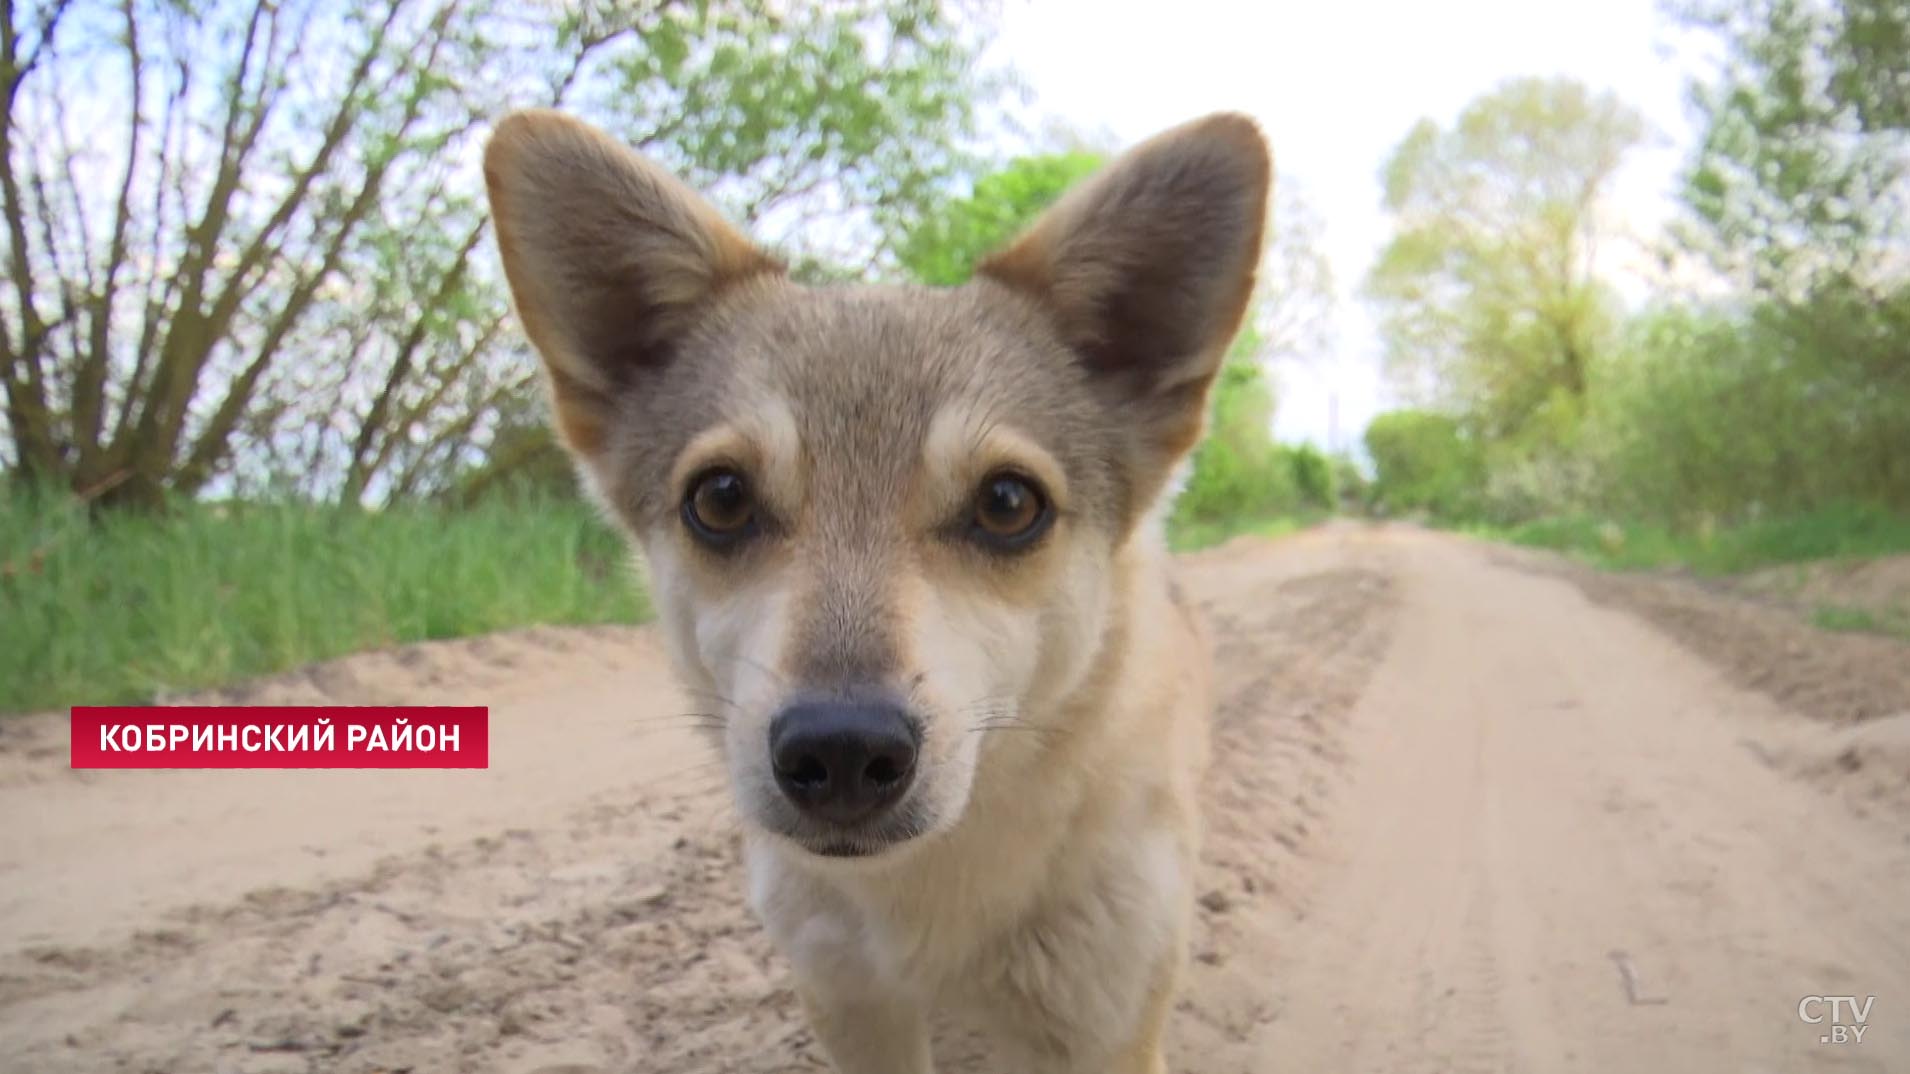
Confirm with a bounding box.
[980,113,1270,465]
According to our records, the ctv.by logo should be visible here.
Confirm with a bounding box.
[1799,995,1875,1044]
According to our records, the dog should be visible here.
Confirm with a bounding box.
[484,109,1269,1073]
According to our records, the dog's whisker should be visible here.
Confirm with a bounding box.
[971,716,1068,738]
[628,710,729,725]
[627,729,726,749]
[957,696,1017,717]
[675,685,740,708]
[650,757,731,785]
[628,722,726,734]
[969,706,1072,744]
[626,714,721,730]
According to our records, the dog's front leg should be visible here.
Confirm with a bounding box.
[797,983,933,1074]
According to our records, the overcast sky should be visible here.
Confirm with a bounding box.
[987,0,1705,452]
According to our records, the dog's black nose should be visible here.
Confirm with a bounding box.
[769,701,918,825]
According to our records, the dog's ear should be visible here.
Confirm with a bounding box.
[483,109,782,459]
[980,113,1270,464]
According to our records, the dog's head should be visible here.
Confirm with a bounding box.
[485,112,1268,861]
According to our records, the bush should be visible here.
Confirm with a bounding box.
[1363,409,1485,518]
[1284,444,1336,510]
[1570,294,1910,525]
[1173,356,1300,523]
[1330,453,1371,511]
[1174,434,1298,524]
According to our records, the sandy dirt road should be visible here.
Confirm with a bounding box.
[1,525,1907,1072]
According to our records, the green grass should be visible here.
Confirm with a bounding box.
[1167,511,1318,553]
[1812,605,1879,632]
[1470,503,1910,576]
[0,493,647,715]
[1811,604,1910,640]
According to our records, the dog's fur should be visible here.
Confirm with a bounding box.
[484,110,1269,1073]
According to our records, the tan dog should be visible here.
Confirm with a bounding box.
[484,110,1269,1073]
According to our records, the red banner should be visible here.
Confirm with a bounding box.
[70,706,489,769]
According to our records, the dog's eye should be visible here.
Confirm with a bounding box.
[683,469,756,545]
[970,473,1052,550]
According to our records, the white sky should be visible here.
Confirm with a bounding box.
[987,0,1703,453]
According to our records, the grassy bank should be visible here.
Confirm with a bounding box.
[1811,604,1910,639]
[0,495,646,715]
[1473,504,1910,575]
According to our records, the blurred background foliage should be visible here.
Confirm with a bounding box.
[1362,0,1909,569]
[0,0,1000,509]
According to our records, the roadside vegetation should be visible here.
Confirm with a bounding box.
[0,491,642,714]
[1812,605,1910,640]
[1469,505,1910,576]
[1356,0,1910,623]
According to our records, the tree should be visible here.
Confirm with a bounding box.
[1173,326,1296,523]
[894,150,1102,286]
[1362,409,1483,518]
[1174,186,1337,523]
[0,0,1000,508]
[1255,179,1336,366]
[1365,78,1644,444]
[1654,0,1910,510]
[1673,0,1909,297]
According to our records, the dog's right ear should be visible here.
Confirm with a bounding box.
[483,110,782,459]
